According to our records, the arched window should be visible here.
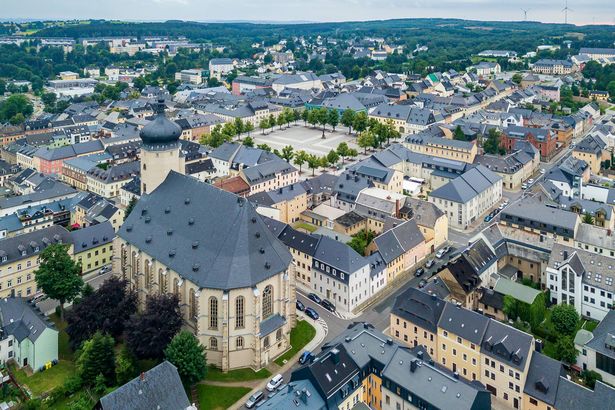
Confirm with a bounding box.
[263,336,270,349]
[276,328,282,341]
[121,245,128,277]
[158,269,166,293]
[210,337,218,351]
[235,296,245,329]
[236,336,244,349]
[209,297,218,329]
[190,291,198,319]
[262,285,273,319]
[144,260,151,289]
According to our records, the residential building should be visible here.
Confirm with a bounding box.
[249,183,308,224]
[70,222,114,275]
[239,157,299,194]
[405,134,477,163]
[572,134,609,175]
[575,310,615,386]
[500,126,557,161]
[86,161,140,199]
[531,59,576,75]
[500,200,579,241]
[369,103,437,134]
[400,198,449,251]
[208,58,234,80]
[475,148,539,190]
[174,68,203,84]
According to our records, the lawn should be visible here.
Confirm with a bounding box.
[206,366,271,382]
[274,319,316,366]
[293,222,317,233]
[49,313,74,361]
[11,360,75,397]
[197,384,251,410]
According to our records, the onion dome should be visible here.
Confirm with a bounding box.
[139,99,182,147]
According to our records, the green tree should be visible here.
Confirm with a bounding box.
[483,128,503,155]
[35,243,83,320]
[124,196,138,221]
[581,370,603,389]
[336,142,350,164]
[281,145,294,162]
[347,230,375,255]
[319,155,330,171]
[164,331,208,385]
[257,143,272,152]
[512,73,523,84]
[301,109,309,126]
[233,117,244,140]
[115,346,137,385]
[353,111,368,133]
[341,109,356,134]
[347,148,359,161]
[357,130,374,154]
[327,109,339,132]
[77,332,116,386]
[453,125,467,141]
[259,118,269,135]
[316,107,328,137]
[244,121,254,137]
[551,304,580,336]
[582,212,595,224]
[294,150,308,173]
[554,336,577,364]
[306,154,320,176]
[242,136,254,147]
[502,295,519,320]
[277,113,286,130]
[0,94,33,123]
[133,76,147,91]
[327,149,340,166]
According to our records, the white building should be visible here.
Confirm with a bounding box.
[575,309,615,386]
[208,58,234,80]
[175,69,203,85]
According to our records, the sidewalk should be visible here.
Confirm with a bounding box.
[222,313,328,410]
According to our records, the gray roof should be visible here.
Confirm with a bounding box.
[98,361,190,410]
[260,379,326,409]
[313,234,368,274]
[373,219,424,264]
[260,313,286,337]
[34,140,103,161]
[481,320,533,370]
[585,310,615,359]
[438,303,489,345]
[548,244,615,293]
[118,172,292,290]
[406,134,475,150]
[430,165,501,203]
[242,157,296,185]
[555,378,615,410]
[0,297,56,343]
[249,183,306,207]
[69,221,114,254]
[392,288,445,333]
[500,201,579,232]
[0,225,72,267]
[523,352,564,405]
[401,198,444,228]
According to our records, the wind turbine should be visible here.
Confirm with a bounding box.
[521,8,530,21]
[562,0,573,24]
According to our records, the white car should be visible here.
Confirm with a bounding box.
[540,168,546,174]
[522,183,528,189]
[528,178,534,185]
[266,374,284,392]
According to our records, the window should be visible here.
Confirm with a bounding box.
[276,328,282,341]
[264,336,270,349]
[209,297,218,329]
[236,336,244,349]
[530,398,538,406]
[210,337,218,351]
[235,296,245,329]
[262,285,273,319]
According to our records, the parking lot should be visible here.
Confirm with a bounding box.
[250,124,360,158]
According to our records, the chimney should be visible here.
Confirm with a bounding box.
[417,351,424,360]
[535,339,543,353]
[331,348,340,364]
[563,251,568,260]
[386,338,393,345]
[395,199,400,218]
[410,359,418,373]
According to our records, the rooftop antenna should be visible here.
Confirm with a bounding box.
[562,0,573,24]
[521,8,530,21]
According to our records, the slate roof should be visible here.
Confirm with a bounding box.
[313,235,368,275]
[500,201,579,232]
[523,352,564,406]
[373,219,424,264]
[555,378,615,410]
[392,288,445,333]
[481,320,533,371]
[69,221,114,254]
[118,172,292,290]
[584,310,615,359]
[439,303,489,345]
[0,297,56,343]
[277,225,320,256]
[429,165,501,203]
[259,313,286,337]
[0,225,71,267]
[98,361,190,410]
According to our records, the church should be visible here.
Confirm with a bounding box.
[113,101,296,371]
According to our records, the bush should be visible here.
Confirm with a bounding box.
[63,374,83,395]
[551,304,580,336]
[581,370,603,389]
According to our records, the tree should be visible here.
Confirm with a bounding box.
[347,148,359,161]
[0,94,33,123]
[165,331,208,385]
[512,73,523,84]
[581,370,603,389]
[115,347,138,385]
[268,114,276,132]
[77,332,116,386]
[281,145,295,162]
[327,109,339,132]
[133,76,147,91]
[341,109,356,134]
[259,118,269,135]
[301,109,309,126]
[357,130,374,154]
[233,117,244,140]
[327,149,340,166]
[294,150,308,173]
[242,136,254,147]
[257,143,271,152]
[453,125,467,141]
[41,92,57,108]
[554,336,577,364]
[336,142,350,164]
[502,295,519,321]
[35,244,83,321]
[316,107,329,137]
[483,128,504,155]
[306,154,320,176]
[551,304,580,336]
[126,294,182,360]
[124,196,137,221]
[277,113,286,130]
[244,121,254,137]
[582,212,595,224]
[347,230,375,255]
[319,156,330,171]
[353,111,368,133]
[66,277,137,349]
[307,110,318,128]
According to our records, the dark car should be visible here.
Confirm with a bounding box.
[245,391,265,408]
[415,267,425,277]
[418,279,427,288]
[299,351,314,365]
[296,300,305,311]
[305,307,319,320]
[321,299,336,312]
[308,293,322,304]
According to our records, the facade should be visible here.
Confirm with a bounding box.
[208,58,234,80]
[531,59,576,75]
[174,68,203,84]
[475,149,539,191]
[572,134,608,175]
[500,126,557,161]
[70,222,114,275]
[405,134,477,164]
[575,310,615,386]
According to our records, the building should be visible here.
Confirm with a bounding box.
[531,59,576,75]
[96,361,193,410]
[87,161,140,199]
[473,62,501,77]
[208,58,234,80]
[0,297,58,372]
[70,222,114,275]
[428,165,502,230]
[115,108,296,371]
[575,310,615,386]
[500,200,579,241]
[401,198,449,251]
[475,148,539,191]
[572,134,609,175]
[0,225,72,298]
[405,134,477,164]
[174,68,203,85]
[249,183,308,224]
[500,126,557,161]
[579,48,615,60]
[369,104,437,134]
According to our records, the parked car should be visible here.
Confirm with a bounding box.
[296,300,305,311]
[305,307,319,320]
[267,374,284,392]
[425,259,435,269]
[245,391,265,408]
[299,351,314,365]
[418,279,427,288]
[484,215,492,223]
[498,203,506,210]
[528,178,535,185]
[415,267,425,277]
[436,248,447,259]
[308,293,322,304]
[522,183,528,189]
[540,168,546,174]
[99,265,111,275]
[321,299,336,312]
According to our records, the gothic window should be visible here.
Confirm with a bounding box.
[190,291,198,319]
[210,337,218,351]
[236,336,244,349]
[276,329,282,341]
[262,285,273,319]
[235,296,245,329]
[209,297,218,329]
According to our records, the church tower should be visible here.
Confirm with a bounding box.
[139,99,183,194]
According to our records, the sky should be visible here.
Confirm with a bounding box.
[3,0,614,26]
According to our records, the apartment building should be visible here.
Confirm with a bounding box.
[70,222,114,275]
[405,134,477,163]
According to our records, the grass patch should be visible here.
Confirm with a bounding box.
[197,384,251,410]
[206,366,271,382]
[49,313,74,361]
[274,319,316,366]
[581,319,599,333]
[11,360,75,397]
[293,222,317,233]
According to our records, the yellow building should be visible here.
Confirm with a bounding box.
[400,198,448,252]
[405,133,477,163]
[249,183,307,224]
[71,222,115,275]
[572,135,609,175]
[0,225,72,298]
